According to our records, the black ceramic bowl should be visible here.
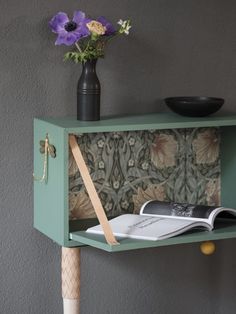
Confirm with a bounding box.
[165,97,224,117]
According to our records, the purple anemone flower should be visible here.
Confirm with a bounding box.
[97,16,115,36]
[49,11,91,46]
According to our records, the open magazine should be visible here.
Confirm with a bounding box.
[86,201,236,241]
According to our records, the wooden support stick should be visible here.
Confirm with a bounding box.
[62,247,81,314]
[69,135,119,246]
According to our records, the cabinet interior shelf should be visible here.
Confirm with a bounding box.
[70,219,236,252]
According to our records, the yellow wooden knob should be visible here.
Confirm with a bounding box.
[200,241,216,255]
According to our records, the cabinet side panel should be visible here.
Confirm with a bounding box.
[221,126,236,208]
[34,119,65,245]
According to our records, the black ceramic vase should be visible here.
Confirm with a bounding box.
[77,59,101,121]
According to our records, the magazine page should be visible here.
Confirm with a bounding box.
[86,214,211,241]
[207,207,236,225]
[140,200,222,223]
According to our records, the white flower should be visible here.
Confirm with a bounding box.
[121,200,129,210]
[112,132,121,139]
[118,19,131,36]
[118,19,125,27]
[128,159,135,167]
[124,27,131,35]
[98,161,105,169]
[141,161,149,170]
[128,137,135,146]
[113,181,120,189]
[97,139,105,148]
[105,202,113,212]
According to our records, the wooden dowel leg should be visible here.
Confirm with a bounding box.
[62,247,81,314]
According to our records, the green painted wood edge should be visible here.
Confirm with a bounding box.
[63,131,85,247]
[221,126,236,208]
[69,220,236,252]
[35,113,236,134]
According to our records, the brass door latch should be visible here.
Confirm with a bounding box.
[33,134,56,183]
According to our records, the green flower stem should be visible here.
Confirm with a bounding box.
[105,32,119,43]
[84,39,91,53]
[75,42,82,53]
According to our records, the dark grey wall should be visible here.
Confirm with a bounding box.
[1,1,236,313]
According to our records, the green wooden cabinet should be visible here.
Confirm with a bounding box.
[34,113,236,251]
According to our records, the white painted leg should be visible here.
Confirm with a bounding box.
[63,299,80,314]
[62,247,81,314]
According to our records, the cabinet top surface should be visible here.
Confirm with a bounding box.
[35,112,236,133]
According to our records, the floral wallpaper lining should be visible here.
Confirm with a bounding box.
[69,128,220,220]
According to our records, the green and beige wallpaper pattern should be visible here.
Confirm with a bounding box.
[69,128,220,220]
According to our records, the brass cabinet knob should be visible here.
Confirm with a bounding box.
[200,241,216,255]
